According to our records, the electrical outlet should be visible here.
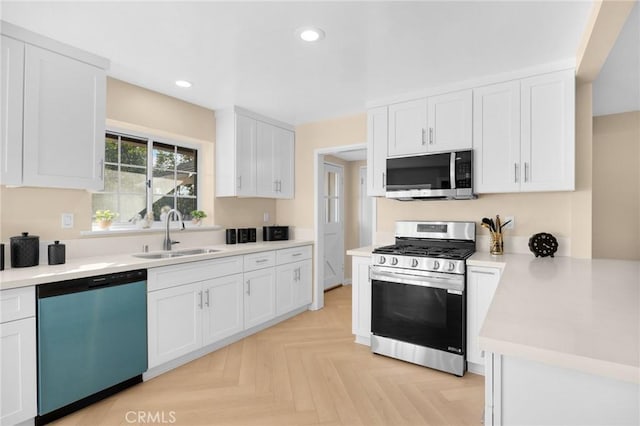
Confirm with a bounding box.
[503,216,514,230]
[61,213,74,229]
[263,212,270,223]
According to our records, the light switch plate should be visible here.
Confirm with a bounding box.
[61,213,74,229]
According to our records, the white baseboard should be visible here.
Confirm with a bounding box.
[467,361,485,376]
[354,334,371,346]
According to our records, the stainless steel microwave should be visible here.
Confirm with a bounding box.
[385,150,475,200]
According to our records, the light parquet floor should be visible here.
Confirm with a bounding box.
[52,285,484,426]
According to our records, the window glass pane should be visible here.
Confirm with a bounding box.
[176,172,196,196]
[177,198,197,219]
[104,164,118,192]
[121,166,147,194]
[153,143,175,170]
[105,134,118,163]
[121,137,147,167]
[176,146,196,173]
[153,169,175,196]
[92,193,117,216]
[119,194,146,223]
[152,197,175,222]
[325,171,337,197]
[325,197,339,223]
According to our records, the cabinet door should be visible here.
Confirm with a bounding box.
[236,114,258,196]
[275,263,296,316]
[367,106,388,196]
[466,266,501,366]
[0,317,37,425]
[244,268,276,329]
[293,259,312,308]
[273,126,294,199]
[351,256,371,342]
[148,282,203,368]
[520,69,575,192]
[388,98,428,157]
[0,36,25,186]
[22,44,106,190]
[256,121,277,197]
[427,89,473,152]
[473,81,521,193]
[202,274,244,346]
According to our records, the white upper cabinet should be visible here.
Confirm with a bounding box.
[473,81,521,193]
[256,121,294,199]
[22,44,106,190]
[0,24,108,190]
[474,69,575,193]
[366,106,388,196]
[216,107,294,199]
[388,98,428,157]
[520,69,575,192]
[427,89,472,152]
[0,35,24,186]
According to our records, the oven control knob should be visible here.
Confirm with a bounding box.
[391,257,399,266]
[433,260,440,270]
[411,259,419,268]
[447,262,456,272]
[378,256,386,264]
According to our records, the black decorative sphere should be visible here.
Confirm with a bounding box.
[528,233,559,258]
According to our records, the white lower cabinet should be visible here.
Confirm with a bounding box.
[276,259,312,315]
[243,268,276,329]
[466,266,501,371]
[202,274,244,345]
[0,287,37,426]
[351,255,372,345]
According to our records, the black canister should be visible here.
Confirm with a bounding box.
[225,229,237,244]
[0,243,4,271]
[48,241,66,265]
[10,232,40,268]
[247,228,256,243]
[237,228,249,244]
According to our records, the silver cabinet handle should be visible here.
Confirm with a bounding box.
[246,280,251,295]
[514,163,518,183]
[292,253,302,257]
[421,128,426,145]
[256,258,268,263]
[99,159,104,180]
[524,162,529,182]
[278,180,282,192]
[470,269,497,276]
[198,291,203,309]
[205,289,210,307]
[237,176,242,189]
[382,172,386,188]
[274,180,278,192]
[429,128,434,144]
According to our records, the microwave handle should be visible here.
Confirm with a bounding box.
[450,152,457,189]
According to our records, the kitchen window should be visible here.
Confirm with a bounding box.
[91,131,199,229]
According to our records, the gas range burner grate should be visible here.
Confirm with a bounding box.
[373,244,474,260]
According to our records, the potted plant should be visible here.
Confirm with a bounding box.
[95,209,118,229]
[190,210,207,226]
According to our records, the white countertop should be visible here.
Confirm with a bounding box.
[0,240,314,290]
[346,246,374,257]
[471,252,640,384]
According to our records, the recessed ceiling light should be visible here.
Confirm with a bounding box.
[297,27,325,42]
[175,80,192,88]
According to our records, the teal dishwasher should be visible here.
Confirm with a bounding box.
[36,270,147,425]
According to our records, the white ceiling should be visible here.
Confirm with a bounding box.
[2,1,593,125]
[329,149,367,162]
[593,2,640,117]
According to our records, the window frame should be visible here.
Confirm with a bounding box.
[93,126,202,231]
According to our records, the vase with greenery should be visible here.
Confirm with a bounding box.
[95,209,118,229]
[190,210,207,225]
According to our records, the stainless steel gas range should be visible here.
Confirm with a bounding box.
[370,221,476,376]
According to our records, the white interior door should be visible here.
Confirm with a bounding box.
[323,162,344,290]
[359,167,372,247]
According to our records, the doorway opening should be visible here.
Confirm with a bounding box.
[312,144,376,310]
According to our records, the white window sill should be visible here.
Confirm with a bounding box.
[80,223,222,238]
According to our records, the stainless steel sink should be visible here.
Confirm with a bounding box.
[132,248,221,259]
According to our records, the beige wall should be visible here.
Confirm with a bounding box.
[592,111,640,259]
[0,78,274,241]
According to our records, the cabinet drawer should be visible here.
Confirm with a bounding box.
[0,286,35,323]
[244,251,276,272]
[148,256,243,292]
[277,245,312,265]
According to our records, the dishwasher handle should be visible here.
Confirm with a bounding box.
[38,269,147,298]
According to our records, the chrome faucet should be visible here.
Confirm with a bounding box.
[163,209,185,251]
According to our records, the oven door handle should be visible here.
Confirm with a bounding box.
[370,269,464,292]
